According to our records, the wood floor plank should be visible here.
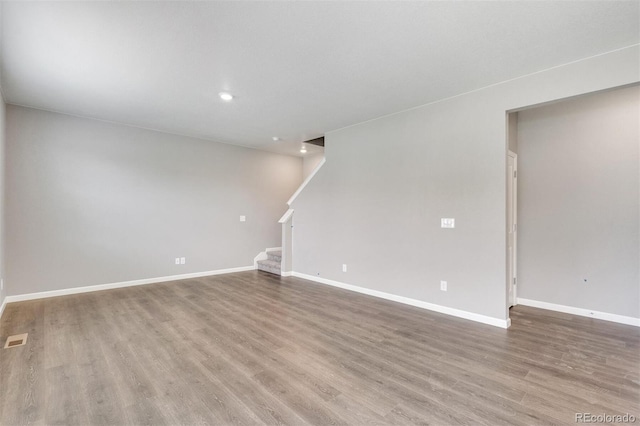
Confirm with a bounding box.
[252,370,345,426]
[44,364,89,426]
[198,350,308,425]
[1,270,638,425]
[0,301,46,425]
[384,403,469,426]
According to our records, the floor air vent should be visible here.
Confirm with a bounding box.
[4,333,28,349]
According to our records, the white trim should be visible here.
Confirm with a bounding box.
[292,272,510,329]
[0,297,6,321]
[266,247,281,252]
[0,81,6,103]
[517,298,640,327]
[507,150,518,309]
[281,271,293,277]
[3,266,255,305]
[278,209,294,224]
[280,210,294,274]
[287,157,326,206]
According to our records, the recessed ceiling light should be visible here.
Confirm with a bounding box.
[300,145,307,154]
[272,137,280,142]
[219,92,233,101]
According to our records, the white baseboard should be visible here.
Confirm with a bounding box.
[0,297,6,321]
[291,272,510,329]
[517,298,640,327]
[281,271,292,277]
[2,265,255,306]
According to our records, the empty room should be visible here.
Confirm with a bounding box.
[0,1,638,425]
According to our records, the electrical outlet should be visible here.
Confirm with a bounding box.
[175,258,180,265]
[342,264,347,272]
[240,215,246,222]
[441,218,455,228]
[180,257,186,265]
[440,280,448,291]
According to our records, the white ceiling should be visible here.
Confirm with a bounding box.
[1,1,638,157]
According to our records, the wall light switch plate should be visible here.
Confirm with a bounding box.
[239,215,246,222]
[175,258,180,265]
[441,218,455,228]
[342,264,347,272]
[180,257,186,265]
[440,280,448,291]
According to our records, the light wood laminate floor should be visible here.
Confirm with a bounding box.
[1,271,638,425]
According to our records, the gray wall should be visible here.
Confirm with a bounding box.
[5,105,302,296]
[291,46,639,322]
[517,85,639,318]
[0,94,5,306]
[0,1,4,306]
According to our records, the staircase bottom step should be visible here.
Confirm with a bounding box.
[257,259,281,275]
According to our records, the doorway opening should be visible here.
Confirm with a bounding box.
[507,150,518,308]
[506,112,519,312]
